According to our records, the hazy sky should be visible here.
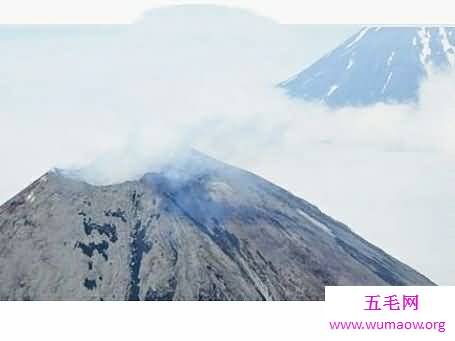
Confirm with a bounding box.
[0,5,454,285]
[1,0,454,24]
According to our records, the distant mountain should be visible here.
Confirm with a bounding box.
[0,150,433,300]
[280,27,455,107]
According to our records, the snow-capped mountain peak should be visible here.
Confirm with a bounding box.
[280,26,455,107]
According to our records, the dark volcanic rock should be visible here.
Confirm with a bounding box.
[0,151,433,300]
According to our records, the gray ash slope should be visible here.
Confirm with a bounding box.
[0,151,433,300]
[280,27,455,107]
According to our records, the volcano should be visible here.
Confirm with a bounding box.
[280,27,455,107]
[0,151,433,300]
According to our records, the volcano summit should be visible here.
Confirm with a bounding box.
[0,151,433,300]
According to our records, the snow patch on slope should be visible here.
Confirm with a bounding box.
[439,27,455,66]
[346,27,369,49]
[297,209,334,237]
[382,72,393,93]
[26,192,35,203]
[387,52,395,66]
[327,84,339,96]
[418,27,432,73]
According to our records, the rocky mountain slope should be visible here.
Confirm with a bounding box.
[280,27,455,107]
[0,151,433,300]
